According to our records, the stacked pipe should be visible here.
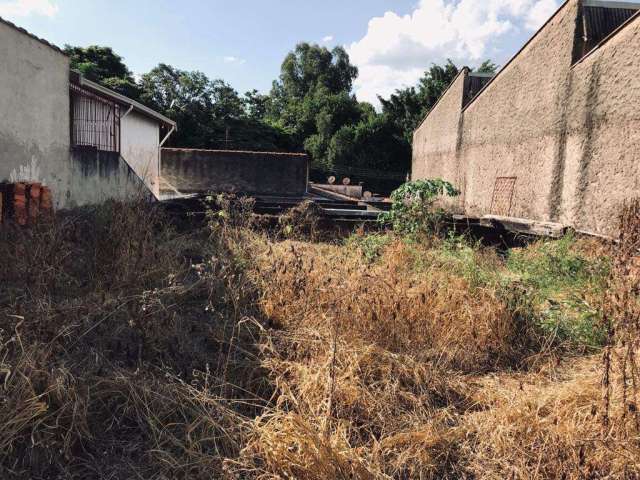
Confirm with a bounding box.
[0,182,53,225]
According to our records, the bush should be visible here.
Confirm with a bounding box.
[379,179,459,236]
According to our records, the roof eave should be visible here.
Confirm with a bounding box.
[71,71,177,129]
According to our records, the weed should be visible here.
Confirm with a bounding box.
[506,233,610,349]
[0,199,636,479]
[346,232,392,263]
[379,179,459,236]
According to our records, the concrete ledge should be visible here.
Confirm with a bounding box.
[453,214,567,238]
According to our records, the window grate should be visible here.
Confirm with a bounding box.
[70,84,121,153]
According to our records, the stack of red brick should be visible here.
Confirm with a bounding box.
[0,183,53,225]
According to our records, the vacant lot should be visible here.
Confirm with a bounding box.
[0,199,638,479]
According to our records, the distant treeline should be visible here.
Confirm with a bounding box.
[65,44,496,193]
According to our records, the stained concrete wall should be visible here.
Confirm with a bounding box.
[121,111,161,198]
[161,149,309,197]
[0,20,158,209]
[560,15,640,235]
[412,0,640,237]
[68,149,151,205]
[412,69,468,211]
[0,19,71,209]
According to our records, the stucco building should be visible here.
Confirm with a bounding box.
[0,17,175,210]
[412,0,640,237]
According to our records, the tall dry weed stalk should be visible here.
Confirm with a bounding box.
[602,198,640,436]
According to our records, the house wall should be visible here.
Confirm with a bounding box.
[460,0,579,222]
[161,148,309,197]
[64,110,161,207]
[0,19,71,209]
[121,111,161,197]
[0,20,165,212]
[412,0,639,236]
[67,149,151,205]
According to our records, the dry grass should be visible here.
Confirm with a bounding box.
[0,200,263,479]
[256,239,532,373]
[1,198,638,479]
[464,356,639,479]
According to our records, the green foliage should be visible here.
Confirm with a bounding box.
[506,235,609,295]
[506,234,611,349]
[346,233,392,263]
[65,45,140,99]
[138,64,293,151]
[379,179,460,235]
[438,232,501,289]
[267,42,413,181]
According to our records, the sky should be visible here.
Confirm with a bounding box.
[0,0,583,106]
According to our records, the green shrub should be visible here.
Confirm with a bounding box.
[379,179,459,236]
[346,233,392,263]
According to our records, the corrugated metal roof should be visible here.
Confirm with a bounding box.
[583,0,640,9]
[574,1,640,61]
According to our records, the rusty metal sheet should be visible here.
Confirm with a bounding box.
[490,177,517,217]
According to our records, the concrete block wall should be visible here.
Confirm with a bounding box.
[160,148,309,197]
[412,0,640,237]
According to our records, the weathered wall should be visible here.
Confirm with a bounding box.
[560,14,640,235]
[460,0,579,221]
[121,111,161,197]
[161,149,309,197]
[412,0,640,236]
[412,69,468,211]
[67,149,151,206]
[0,19,71,209]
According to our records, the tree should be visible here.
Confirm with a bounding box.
[269,43,359,138]
[139,64,215,148]
[138,64,293,151]
[64,45,140,99]
[243,89,270,120]
[268,43,362,165]
[380,59,498,146]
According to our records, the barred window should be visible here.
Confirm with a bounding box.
[70,83,121,153]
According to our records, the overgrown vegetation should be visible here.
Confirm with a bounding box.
[1,196,638,478]
[379,178,460,236]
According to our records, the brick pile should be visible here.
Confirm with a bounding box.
[0,182,53,225]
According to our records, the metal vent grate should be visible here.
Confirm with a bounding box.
[70,84,121,153]
[491,177,517,217]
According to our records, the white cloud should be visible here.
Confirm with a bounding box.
[322,35,334,43]
[347,0,560,105]
[525,0,560,30]
[0,0,58,18]
[223,56,246,65]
